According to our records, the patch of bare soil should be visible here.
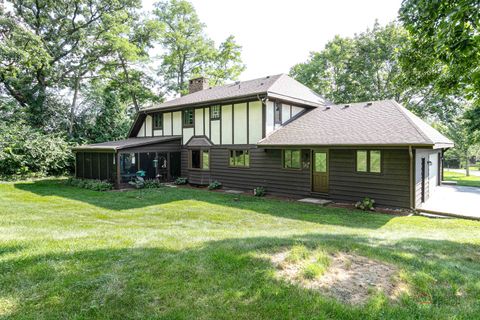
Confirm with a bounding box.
[271,251,407,305]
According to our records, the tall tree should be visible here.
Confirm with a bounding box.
[290,22,462,122]
[399,0,480,133]
[0,0,142,129]
[153,0,244,95]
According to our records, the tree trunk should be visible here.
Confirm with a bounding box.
[119,55,140,112]
[69,75,80,137]
[465,151,470,176]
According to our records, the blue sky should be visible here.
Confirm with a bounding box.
[144,0,403,80]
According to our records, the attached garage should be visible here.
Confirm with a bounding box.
[415,149,442,207]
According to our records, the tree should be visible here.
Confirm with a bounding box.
[399,0,480,132]
[290,22,462,122]
[207,36,245,86]
[438,118,477,176]
[0,0,143,130]
[153,0,244,95]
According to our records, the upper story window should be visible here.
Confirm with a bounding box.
[153,113,163,129]
[183,108,194,127]
[229,150,250,167]
[274,102,282,124]
[356,150,381,173]
[210,106,221,120]
[283,149,301,169]
[190,149,209,170]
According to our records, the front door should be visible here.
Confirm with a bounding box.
[312,150,329,193]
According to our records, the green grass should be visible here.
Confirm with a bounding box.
[1,179,480,319]
[444,170,480,187]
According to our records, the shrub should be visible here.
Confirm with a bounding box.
[174,177,188,185]
[0,122,73,177]
[208,180,222,190]
[355,197,376,211]
[144,179,163,188]
[66,178,113,191]
[253,186,266,197]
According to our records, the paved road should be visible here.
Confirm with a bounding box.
[420,185,480,219]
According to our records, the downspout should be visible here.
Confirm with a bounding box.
[409,146,414,209]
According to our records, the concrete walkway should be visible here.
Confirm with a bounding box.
[419,185,480,220]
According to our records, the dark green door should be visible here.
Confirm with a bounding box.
[312,150,329,193]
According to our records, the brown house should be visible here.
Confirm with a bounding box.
[73,74,453,208]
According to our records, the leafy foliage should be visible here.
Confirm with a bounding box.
[290,22,463,122]
[174,177,188,185]
[253,186,266,197]
[144,179,163,189]
[208,180,222,190]
[129,176,145,189]
[399,0,480,133]
[355,197,376,211]
[154,0,244,95]
[0,122,73,177]
[65,177,113,191]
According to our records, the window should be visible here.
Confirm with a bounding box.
[210,106,221,120]
[283,149,301,169]
[370,150,381,173]
[202,150,209,169]
[356,150,381,173]
[229,150,250,167]
[190,149,209,169]
[356,150,367,172]
[314,152,327,173]
[183,108,194,126]
[153,113,163,129]
[274,102,282,124]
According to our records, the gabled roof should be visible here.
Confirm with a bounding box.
[185,136,213,147]
[72,136,181,151]
[258,100,453,148]
[142,74,328,112]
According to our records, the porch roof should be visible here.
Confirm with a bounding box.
[72,136,182,152]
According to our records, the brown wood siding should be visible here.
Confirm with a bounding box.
[182,147,411,207]
[329,149,410,208]
[182,147,311,197]
[118,140,181,154]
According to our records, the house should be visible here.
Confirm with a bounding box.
[72,74,453,208]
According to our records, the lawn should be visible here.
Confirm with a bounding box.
[444,170,480,187]
[1,179,480,319]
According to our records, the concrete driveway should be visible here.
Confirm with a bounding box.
[419,185,480,219]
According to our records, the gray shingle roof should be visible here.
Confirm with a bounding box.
[142,74,327,111]
[258,100,453,147]
[72,136,181,151]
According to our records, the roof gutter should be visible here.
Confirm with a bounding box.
[409,145,415,209]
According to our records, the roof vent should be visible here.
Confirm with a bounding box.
[366,102,373,106]
[266,75,270,79]
[343,104,350,109]
[260,82,264,85]
[325,106,331,110]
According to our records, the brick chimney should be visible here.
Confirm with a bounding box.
[188,77,209,94]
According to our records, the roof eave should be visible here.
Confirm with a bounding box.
[266,92,324,108]
[141,93,268,113]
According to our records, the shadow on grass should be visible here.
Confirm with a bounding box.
[13,179,394,230]
[1,233,479,319]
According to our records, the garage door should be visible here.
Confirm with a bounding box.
[428,153,438,194]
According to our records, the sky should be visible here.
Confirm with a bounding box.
[143,0,403,81]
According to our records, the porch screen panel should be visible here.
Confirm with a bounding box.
[84,153,92,179]
[99,153,108,180]
[76,152,84,178]
[91,153,100,179]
